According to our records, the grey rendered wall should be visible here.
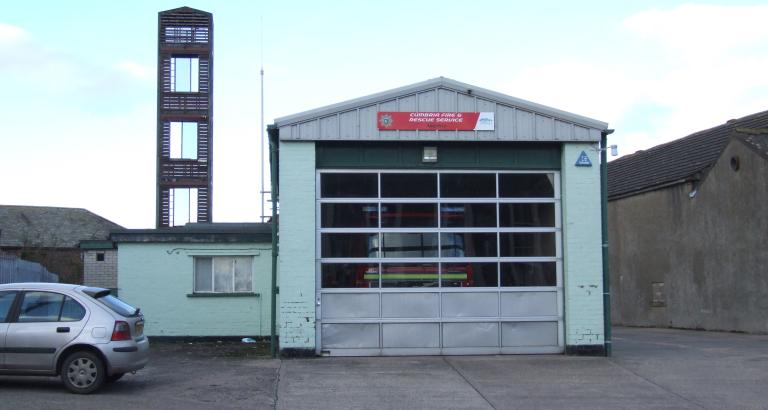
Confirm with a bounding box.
[609,141,768,333]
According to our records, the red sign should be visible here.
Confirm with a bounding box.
[377,112,495,131]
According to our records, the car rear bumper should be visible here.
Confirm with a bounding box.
[102,336,150,374]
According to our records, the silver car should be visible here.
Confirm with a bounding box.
[0,283,149,393]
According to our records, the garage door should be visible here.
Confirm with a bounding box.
[316,170,563,356]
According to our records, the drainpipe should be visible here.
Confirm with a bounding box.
[601,129,614,357]
[269,127,280,358]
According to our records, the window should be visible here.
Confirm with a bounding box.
[321,203,378,228]
[17,292,85,323]
[170,188,198,227]
[96,253,105,262]
[0,291,17,322]
[500,262,556,286]
[94,294,138,317]
[194,256,253,293]
[170,122,198,159]
[171,56,199,92]
[318,171,560,289]
[60,297,87,321]
[320,173,377,198]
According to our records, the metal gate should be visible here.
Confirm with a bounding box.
[316,170,563,356]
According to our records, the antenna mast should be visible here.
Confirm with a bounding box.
[259,17,267,222]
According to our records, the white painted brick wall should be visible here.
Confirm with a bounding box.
[561,143,605,346]
[278,141,317,349]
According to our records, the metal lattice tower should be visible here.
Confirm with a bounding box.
[156,7,213,227]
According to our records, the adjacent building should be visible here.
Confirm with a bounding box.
[608,110,768,334]
[112,223,273,337]
[0,205,122,284]
[80,240,118,293]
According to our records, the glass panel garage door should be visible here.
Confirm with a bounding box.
[316,170,563,356]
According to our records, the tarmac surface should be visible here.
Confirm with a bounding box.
[1,327,767,409]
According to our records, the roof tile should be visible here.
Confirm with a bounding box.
[608,110,768,199]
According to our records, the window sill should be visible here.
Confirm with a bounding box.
[186,292,260,298]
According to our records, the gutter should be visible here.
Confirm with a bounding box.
[601,129,614,357]
[268,126,280,358]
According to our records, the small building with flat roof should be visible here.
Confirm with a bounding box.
[112,223,273,337]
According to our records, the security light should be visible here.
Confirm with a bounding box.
[422,146,438,163]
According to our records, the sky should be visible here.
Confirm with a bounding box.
[2,1,767,228]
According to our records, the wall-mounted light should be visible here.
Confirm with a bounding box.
[422,146,438,163]
[594,144,619,156]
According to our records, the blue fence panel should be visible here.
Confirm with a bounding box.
[0,255,59,284]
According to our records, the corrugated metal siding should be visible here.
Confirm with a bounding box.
[0,256,59,284]
[279,86,604,142]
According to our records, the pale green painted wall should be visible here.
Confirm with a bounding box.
[277,141,317,349]
[561,143,605,346]
[117,242,273,337]
[273,139,604,351]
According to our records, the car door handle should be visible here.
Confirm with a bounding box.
[57,327,70,333]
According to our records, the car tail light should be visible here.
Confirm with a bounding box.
[111,321,131,341]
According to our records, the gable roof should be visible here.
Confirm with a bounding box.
[273,77,608,142]
[0,205,123,248]
[608,110,768,200]
[160,6,212,17]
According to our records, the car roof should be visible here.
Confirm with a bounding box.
[0,282,84,292]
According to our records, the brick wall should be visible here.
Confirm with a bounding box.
[277,141,317,351]
[561,143,605,347]
[83,249,118,290]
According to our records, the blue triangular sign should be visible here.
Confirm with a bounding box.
[575,151,592,167]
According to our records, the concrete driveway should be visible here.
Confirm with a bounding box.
[1,327,767,409]
[277,327,768,409]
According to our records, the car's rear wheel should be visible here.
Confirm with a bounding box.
[106,372,125,383]
[61,351,105,394]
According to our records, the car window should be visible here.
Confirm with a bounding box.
[60,297,86,322]
[96,294,138,317]
[0,291,17,323]
[17,292,66,323]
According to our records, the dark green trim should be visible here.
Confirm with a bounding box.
[565,344,606,356]
[601,131,612,357]
[186,292,260,298]
[316,141,561,170]
[268,125,280,358]
[79,240,115,250]
[280,347,315,358]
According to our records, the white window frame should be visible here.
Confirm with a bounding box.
[316,169,562,290]
[170,56,199,92]
[193,256,254,294]
[170,188,198,227]
[169,122,198,160]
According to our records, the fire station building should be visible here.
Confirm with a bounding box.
[270,77,611,356]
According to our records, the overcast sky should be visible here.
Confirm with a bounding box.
[2,1,767,228]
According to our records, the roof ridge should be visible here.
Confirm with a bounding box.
[611,110,768,165]
[608,109,768,199]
